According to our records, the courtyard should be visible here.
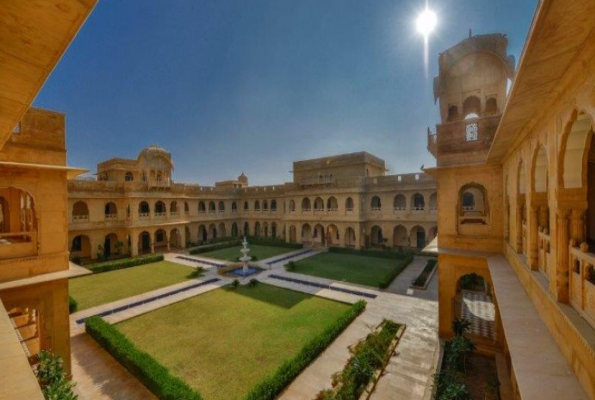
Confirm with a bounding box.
[199,244,296,262]
[115,283,351,400]
[289,252,411,287]
[70,261,195,311]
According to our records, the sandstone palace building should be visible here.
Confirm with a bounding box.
[67,148,438,260]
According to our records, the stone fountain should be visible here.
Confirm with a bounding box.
[239,237,252,277]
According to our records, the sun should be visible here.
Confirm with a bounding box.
[416,8,437,37]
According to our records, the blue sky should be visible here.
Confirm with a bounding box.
[35,0,538,185]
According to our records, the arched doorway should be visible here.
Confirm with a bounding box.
[71,235,91,260]
[170,228,181,249]
[344,227,356,247]
[370,225,383,246]
[327,224,339,246]
[218,223,226,238]
[138,231,151,254]
[271,222,277,238]
[155,229,167,251]
[198,225,207,243]
[393,225,408,247]
[302,224,312,244]
[231,222,239,238]
[103,233,118,258]
[289,225,297,243]
[243,222,250,236]
[313,224,325,246]
[208,224,217,240]
[410,226,426,249]
[254,222,261,237]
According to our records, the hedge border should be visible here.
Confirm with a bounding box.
[188,240,241,255]
[242,300,366,400]
[85,254,164,274]
[85,317,203,400]
[245,236,303,249]
[328,246,411,260]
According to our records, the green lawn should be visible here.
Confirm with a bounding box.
[291,252,410,287]
[116,284,350,400]
[70,261,194,311]
[199,244,294,262]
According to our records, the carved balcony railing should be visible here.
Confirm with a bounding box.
[569,243,595,330]
[139,212,150,219]
[105,214,117,221]
[72,215,89,223]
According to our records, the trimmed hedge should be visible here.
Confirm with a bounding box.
[378,254,414,289]
[188,240,241,255]
[246,236,303,249]
[328,246,411,260]
[86,317,203,400]
[87,254,164,274]
[242,300,366,400]
[68,296,78,314]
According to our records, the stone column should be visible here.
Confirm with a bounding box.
[529,205,539,270]
[556,208,570,303]
[570,208,586,244]
[166,232,171,251]
[515,200,524,253]
[131,233,139,257]
[180,227,186,249]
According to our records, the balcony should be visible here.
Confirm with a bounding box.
[0,232,37,260]
[154,212,166,219]
[72,215,88,223]
[393,207,406,212]
[105,213,117,221]
[170,211,179,218]
[139,212,150,219]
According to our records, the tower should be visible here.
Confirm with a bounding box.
[428,33,515,167]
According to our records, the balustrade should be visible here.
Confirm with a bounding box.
[105,213,117,221]
[72,215,89,223]
[569,244,595,330]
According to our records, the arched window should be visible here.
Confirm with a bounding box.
[289,200,296,212]
[170,201,178,213]
[459,183,488,224]
[125,172,134,182]
[301,198,311,211]
[485,97,497,115]
[155,201,166,215]
[208,201,216,213]
[156,171,163,182]
[345,197,354,211]
[72,201,89,222]
[104,202,117,218]
[232,201,237,212]
[138,201,150,216]
[371,196,381,211]
[393,195,406,211]
[463,96,481,119]
[271,200,277,211]
[255,200,261,211]
[327,196,338,211]
[314,197,324,211]
[263,200,268,211]
[412,193,425,210]
[198,201,206,213]
[244,201,249,211]
[218,201,225,212]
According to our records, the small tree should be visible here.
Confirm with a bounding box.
[36,350,77,400]
[452,317,471,337]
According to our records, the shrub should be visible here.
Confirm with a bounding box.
[452,317,470,337]
[188,240,241,255]
[318,320,400,400]
[68,296,78,314]
[231,279,240,289]
[377,254,414,289]
[87,254,164,274]
[187,266,205,279]
[242,300,366,400]
[36,350,78,400]
[285,261,296,272]
[86,317,203,400]
[328,246,412,260]
[248,278,259,287]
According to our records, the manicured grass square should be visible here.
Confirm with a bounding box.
[199,244,294,261]
[291,252,409,287]
[70,261,194,311]
[116,284,350,400]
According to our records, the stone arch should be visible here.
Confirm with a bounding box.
[485,97,498,115]
[198,225,207,243]
[532,145,549,194]
[271,199,277,211]
[518,159,527,195]
[344,227,356,247]
[170,201,178,214]
[154,229,167,250]
[103,232,119,257]
[559,110,594,189]
[393,225,408,247]
[71,235,91,259]
[289,200,296,212]
[289,225,297,243]
[138,231,151,254]
[263,200,268,211]
[184,201,189,214]
[458,183,488,224]
[232,201,238,212]
[208,223,217,239]
[255,200,261,211]
[170,228,181,248]
[448,104,459,122]
[302,223,312,243]
[155,201,166,214]
[125,171,134,182]
[327,224,339,246]
[243,201,249,211]
[218,223,226,238]
[410,225,426,249]
[254,222,261,237]
[231,222,239,237]
[370,225,383,246]
[243,222,250,236]
[208,201,216,213]
[271,222,277,238]
[198,201,206,213]
[263,222,269,237]
[313,224,325,245]
[218,201,225,212]
[393,194,406,210]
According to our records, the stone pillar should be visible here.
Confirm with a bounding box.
[166,232,171,251]
[529,205,539,270]
[180,228,186,249]
[556,208,570,303]
[570,208,586,244]
[515,201,524,253]
[539,205,549,230]
[131,233,139,257]
[150,240,155,254]
[504,199,510,241]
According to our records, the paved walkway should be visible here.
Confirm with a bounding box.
[259,255,440,400]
